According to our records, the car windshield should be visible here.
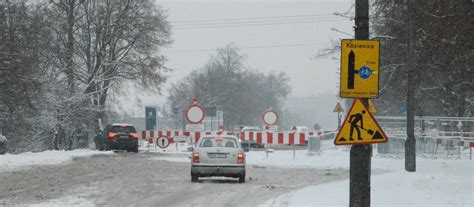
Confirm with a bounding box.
[110,126,136,133]
[199,137,238,148]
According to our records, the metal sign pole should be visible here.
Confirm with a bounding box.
[175,113,178,130]
[293,144,295,158]
[350,0,372,207]
[338,111,341,130]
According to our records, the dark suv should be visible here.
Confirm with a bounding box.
[95,123,139,152]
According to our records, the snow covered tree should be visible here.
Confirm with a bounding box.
[0,0,172,152]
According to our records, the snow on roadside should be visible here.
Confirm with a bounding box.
[0,149,112,172]
[261,158,473,207]
[149,140,473,206]
[151,140,354,170]
[29,195,95,207]
[152,145,390,171]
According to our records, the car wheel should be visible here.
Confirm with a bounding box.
[238,174,245,183]
[131,145,138,153]
[104,142,111,151]
[191,173,198,182]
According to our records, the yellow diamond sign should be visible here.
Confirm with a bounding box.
[334,98,388,145]
[340,39,380,98]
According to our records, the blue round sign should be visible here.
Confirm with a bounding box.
[358,66,372,79]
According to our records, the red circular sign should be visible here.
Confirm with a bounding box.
[263,110,278,125]
[156,136,170,148]
[185,105,205,124]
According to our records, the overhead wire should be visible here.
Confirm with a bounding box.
[164,42,330,53]
[173,17,341,26]
[170,13,350,29]
[173,19,348,30]
[170,13,336,23]
[166,13,348,52]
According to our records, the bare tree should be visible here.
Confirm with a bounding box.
[74,0,172,124]
[168,44,291,129]
[0,0,172,152]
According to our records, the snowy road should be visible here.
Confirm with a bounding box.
[0,151,348,206]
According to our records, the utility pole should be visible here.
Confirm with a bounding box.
[175,113,178,130]
[350,0,372,206]
[405,0,416,172]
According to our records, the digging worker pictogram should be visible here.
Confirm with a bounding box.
[334,98,388,145]
[349,110,366,141]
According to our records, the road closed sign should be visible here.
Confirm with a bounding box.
[263,109,278,125]
[340,39,380,98]
[185,105,205,124]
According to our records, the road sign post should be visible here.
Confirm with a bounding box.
[172,107,179,130]
[333,102,345,130]
[337,0,375,206]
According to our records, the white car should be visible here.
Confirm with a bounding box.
[191,135,246,183]
[241,126,264,148]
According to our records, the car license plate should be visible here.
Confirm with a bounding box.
[119,135,129,139]
[208,153,227,158]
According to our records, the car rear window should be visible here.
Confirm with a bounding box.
[242,128,260,131]
[199,137,238,148]
[110,126,137,133]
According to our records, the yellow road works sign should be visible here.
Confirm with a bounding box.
[333,102,344,113]
[368,99,377,113]
[334,98,388,145]
[340,39,380,98]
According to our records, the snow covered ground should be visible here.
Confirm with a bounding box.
[260,156,473,207]
[0,149,112,172]
[1,141,471,206]
[29,195,95,207]
[153,140,473,207]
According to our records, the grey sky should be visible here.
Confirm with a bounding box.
[119,0,353,115]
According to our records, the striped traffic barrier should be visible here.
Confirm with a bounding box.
[140,130,328,145]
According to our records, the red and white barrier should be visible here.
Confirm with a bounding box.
[239,131,317,145]
[431,137,474,148]
[458,140,474,148]
[434,137,474,160]
[140,130,326,145]
[141,130,234,144]
[439,131,474,137]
